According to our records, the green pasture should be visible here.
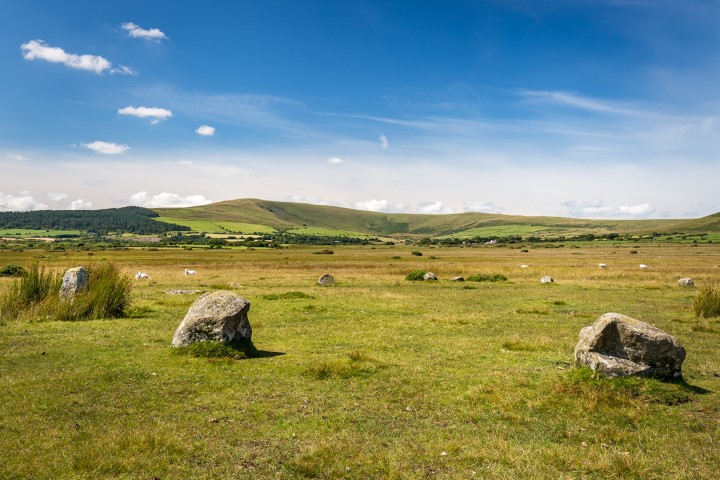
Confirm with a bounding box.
[285,226,376,238]
[441,224,552,238]
[154,217,276,234]
[1,244,719,478]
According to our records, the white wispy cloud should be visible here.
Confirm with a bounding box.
[20,39,134,75]
[195,125,215,136]
[6,153,28,162]
[122,22,168,41]
[518,89,641,116]
[129,191,212,208]
[352,199,409,213]
[286,195,341,207]
[417,201,456,214]
[82,141,130,155]
[118,106,172,124]
[563,199,656,219]
[69,199,93,210]
[463,201,504,214]
[379,133,389,150]
[327,157,345,164]
[47,192,68,202]
[0,192,48,211]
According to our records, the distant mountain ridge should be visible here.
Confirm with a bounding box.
[153,198,720,239]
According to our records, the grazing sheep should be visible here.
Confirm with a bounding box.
[184,269,197,275]
[639,264,648,270]
[520,264,529,268]
[135,272,150,280]
[599,263,607,269]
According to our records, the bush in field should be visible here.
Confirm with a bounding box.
[692,285,720,318]
[0,263,132,322]
[405,270,428,281]
[411,251,423,256]
[466,273,508,282]
[0,264,27,277]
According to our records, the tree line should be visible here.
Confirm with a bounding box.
[0,207,190,235]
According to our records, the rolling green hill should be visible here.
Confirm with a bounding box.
[152,198,720,239]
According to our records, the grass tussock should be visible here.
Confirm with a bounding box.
[502,340,550,351]
[260,291,314,300]
[172,338,258,360]
[306,351,382,379]
[557,368,695,406]
[466,273,508,282]
[692,284,720,318]
[405,269,427,281]
[0,263,132,322]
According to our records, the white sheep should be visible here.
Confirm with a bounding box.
[639,264,648,270]
[135,272,149,279]
[520,264,529,268]
[184,269,197,275]
[599,263,607,269]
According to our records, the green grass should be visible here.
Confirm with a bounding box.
[154,217,276,234]
[172,338,258,360]
[442,224,552,238]
[285,226,375,237]
[0,244,719,478]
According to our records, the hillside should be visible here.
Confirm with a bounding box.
[153,199,720,239]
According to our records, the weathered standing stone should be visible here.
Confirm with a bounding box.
[678,278,695,287]
[540,276,554,283]
[171,291,251,347]
[423,272,439,281]
[59,266,89,300]
[318,274,335,286]
[574,312,686,378]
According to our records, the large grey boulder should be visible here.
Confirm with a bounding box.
[574,312,685,378]
[172,291,251,347]
[423,272,439,281]
[540,276,554,283]
[678,278,694,287]
[318,274,335,286]
[59,266,89,300]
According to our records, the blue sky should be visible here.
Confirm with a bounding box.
[1,0,718,218]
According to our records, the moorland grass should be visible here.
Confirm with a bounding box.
[692,284,720,318]
[466,273,508,282]
[0,263,132,322]
[0,244,719,478]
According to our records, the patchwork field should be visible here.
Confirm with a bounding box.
[1,243,719,479]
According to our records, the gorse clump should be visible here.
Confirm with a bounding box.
[0,263,132,322]
[0,264,27,277]
[692,284,720,318]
